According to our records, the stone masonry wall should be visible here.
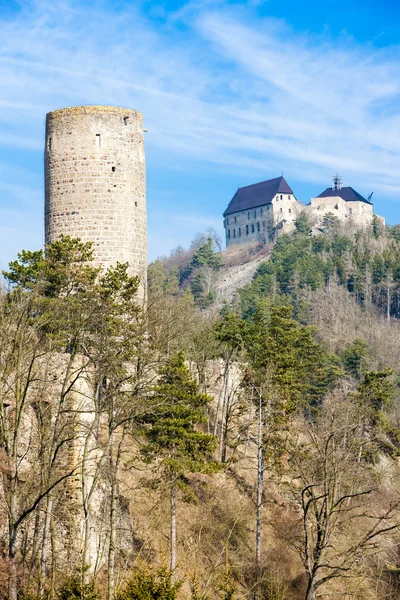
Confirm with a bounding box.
[224,194,302,247]
[45,106,147,283]
[224,204,274,247]
[309,195,375,228]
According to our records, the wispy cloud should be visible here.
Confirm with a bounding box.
[0,0,400,264]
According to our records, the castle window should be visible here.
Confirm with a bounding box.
[112,166,116,172]
[260,207,263,215]
[233,229,236,238]
[288,195,291,199]
[257,222,260,231]
[280,208,283,213]
[288,208,291,213]
[124,116,129,126]
[276,195,279,200]
[280,195,283,200]
[96,134,101,147]
[47,137,52,152]
[227,229,231,239]
[246,225,249,235]
[135,202,138,207]
[234,216,237,222]
[251,224,255,233]
[238,228,241,237]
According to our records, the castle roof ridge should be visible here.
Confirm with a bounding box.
[316,186,372,204]
[223,176,294,216]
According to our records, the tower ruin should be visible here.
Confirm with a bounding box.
[44,106,147,282]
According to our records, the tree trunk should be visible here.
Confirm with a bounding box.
[170,483,177,572]
[218,361,230,461]
[221,393,231,463]
[8,525,18,600]
[244,392,253,458]
[8,470,18,600]
[83,503,91,583]
[39,493,53,597]
[305,579,316,600]
[256,392,263,568]
[107,417,123,600]
[50,511,56,600]
[107,474,116,600]
[30,504,42,580]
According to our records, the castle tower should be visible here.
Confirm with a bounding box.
[44,106,147,283]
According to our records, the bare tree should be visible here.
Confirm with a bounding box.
[288,401,400,600]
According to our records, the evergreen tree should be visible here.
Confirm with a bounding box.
[340,339,369,380]
[354,369,394,427]
[140,352,218,571]
[191,238,222,271]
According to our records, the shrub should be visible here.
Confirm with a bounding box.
[117,564,182,600]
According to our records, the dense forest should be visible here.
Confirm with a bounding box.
[2,215,400,600]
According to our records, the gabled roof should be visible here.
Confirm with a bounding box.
[317,186,372,205]
[223,176,294,217]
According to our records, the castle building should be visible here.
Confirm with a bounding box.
[308,174,379,227]
[223,176,302,248]
[44,105,147,284]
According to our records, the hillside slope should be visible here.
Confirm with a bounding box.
[213,253,267,308]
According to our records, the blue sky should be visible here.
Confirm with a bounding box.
[1,0,400,268]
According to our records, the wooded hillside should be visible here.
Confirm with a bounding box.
[2,217,400,600]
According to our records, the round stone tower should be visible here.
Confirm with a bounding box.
[44,105,147,284]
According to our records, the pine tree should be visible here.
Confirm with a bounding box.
[140,352,218,572]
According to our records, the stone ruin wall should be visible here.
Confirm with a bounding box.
[44,106,147,286]
[308,195,377,228]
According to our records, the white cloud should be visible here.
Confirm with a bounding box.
[1,0,400,262]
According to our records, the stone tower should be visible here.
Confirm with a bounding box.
[44,105,147,284]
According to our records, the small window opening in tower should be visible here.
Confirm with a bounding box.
[112,166,116,172]
[280,195,283,200]
[246,225,249,235]
[227,229,231,239]
[251,224,254,233]
[124,116,129,126]
[96,134,101,147]
[233,229,236,238]
[238,227,241,237]
[47,137,52,152]
[257,222,260,231]
[135,201,138,207]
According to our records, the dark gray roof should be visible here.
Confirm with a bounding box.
[223,176,294,217]
[317,186,372,205]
